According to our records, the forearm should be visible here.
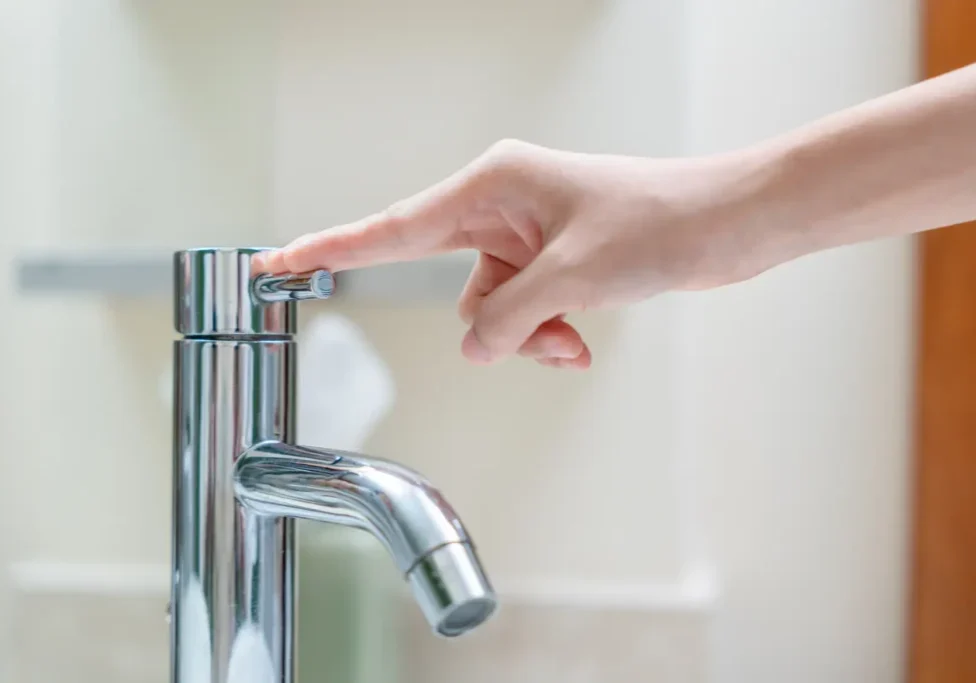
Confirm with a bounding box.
[758,62,976,256]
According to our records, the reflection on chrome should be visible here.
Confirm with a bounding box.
[171,248,497,683]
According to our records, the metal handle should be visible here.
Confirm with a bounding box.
[252,270,335,303]
[175,248,336,337]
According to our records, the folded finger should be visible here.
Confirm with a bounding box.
[517,319,585,359]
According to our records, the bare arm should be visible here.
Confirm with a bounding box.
[759,62,976,257]
[257,63,976,368]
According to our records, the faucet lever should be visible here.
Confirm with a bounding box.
[172,248,497,683]
[253,270,335,303]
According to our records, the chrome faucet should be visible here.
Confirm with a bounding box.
[171,247,497,683]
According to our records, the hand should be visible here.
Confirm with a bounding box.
[253,139,785,368]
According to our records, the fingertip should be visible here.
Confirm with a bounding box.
[461,328,495,364]
[252,249,284,275]
[535,343,592,370]
[279,232,326,273]
[517,320,583,360]
[569,344,593,370]
[253,231,339,275]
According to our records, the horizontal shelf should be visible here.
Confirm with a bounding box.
[14,250,476,303]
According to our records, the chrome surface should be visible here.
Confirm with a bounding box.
[252,270,335,303]
[172,337,295,683]
[172,247,496,683]
[237,442,496,637]
[236,442,469,571]
[407,542,497,637]
[174,247,294,336]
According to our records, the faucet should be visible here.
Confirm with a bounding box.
[171,247,497,683]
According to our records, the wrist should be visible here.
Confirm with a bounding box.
[695,144,814,283]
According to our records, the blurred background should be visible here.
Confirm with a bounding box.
[0,0,925,682]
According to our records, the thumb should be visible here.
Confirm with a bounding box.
[462,257,564,364]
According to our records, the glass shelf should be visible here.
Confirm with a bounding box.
[14,250,476,302]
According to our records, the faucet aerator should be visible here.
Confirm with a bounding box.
[407,542,498,637]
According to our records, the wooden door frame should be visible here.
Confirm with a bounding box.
[909,2,976,681]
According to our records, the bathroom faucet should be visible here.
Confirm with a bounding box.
[171,247,497,683]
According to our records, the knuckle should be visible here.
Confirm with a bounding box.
[374,202,414,247]
[479,138,538,177]
[533,250,585,309]
[469,316,500,350]
[456,296,477,325]
[378,200,411,227]
[469,298,505,340]
[279,233,317,272]
[487,137,530,159]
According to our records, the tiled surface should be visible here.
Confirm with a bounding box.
[7,589,708,683]
[8,592,168,683]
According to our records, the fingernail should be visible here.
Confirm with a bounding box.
[546,343,579,359]
[462,329,493,364]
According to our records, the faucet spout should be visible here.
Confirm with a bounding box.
[235,441,497,637]
[171,249,498,682]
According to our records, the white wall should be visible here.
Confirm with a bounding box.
[275,2,918,677]
[680,2,917,681]
[273,0,692,589]
[0,0,917,681]
[0,0,277,566]
[275,0,918,679]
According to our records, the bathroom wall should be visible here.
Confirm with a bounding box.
[681,2,917,681]
[0,0,917,681]
[0,1,278,679]
[274,0,918,680]
[273,0,691,591]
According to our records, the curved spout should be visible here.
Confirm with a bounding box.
[235,441,497,637]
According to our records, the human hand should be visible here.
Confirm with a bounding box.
[253,139,787,368]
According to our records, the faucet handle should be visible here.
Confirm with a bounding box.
[175,248,335,337]
[252,270,335,304]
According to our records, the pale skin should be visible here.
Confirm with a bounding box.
[254,62,976,370]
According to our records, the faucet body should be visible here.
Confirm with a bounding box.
[170,248,496,683]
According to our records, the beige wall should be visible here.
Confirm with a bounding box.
[273,0,691,589]
[682,2,917,681]
[0,0,276,565]
[0,0,917,681]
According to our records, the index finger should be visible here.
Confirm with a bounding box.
[254,161,485,275]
